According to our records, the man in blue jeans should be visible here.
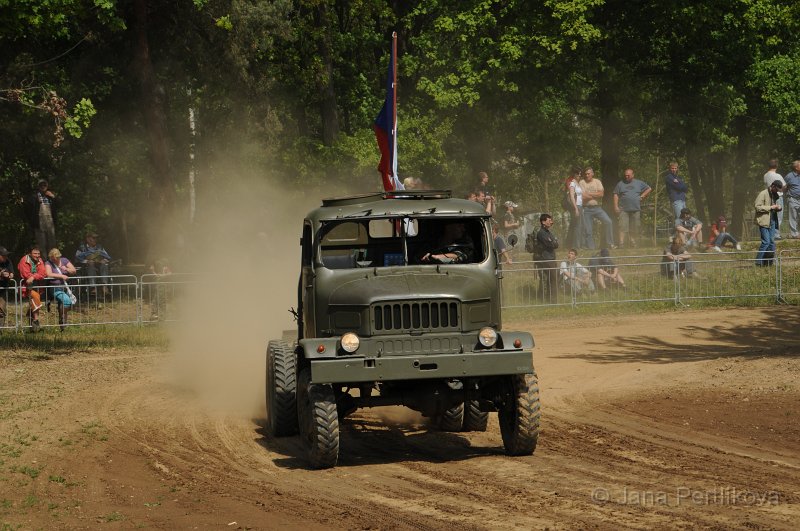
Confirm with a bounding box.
[579,167,615,250]
[664,162,689,221]
[784,160,800,239]
[754,180,783,266]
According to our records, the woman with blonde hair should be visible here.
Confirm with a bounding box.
[45,248,77,330]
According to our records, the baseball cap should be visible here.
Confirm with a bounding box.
[37,178,48,187]
[504,201,518,208]
[771,179,784,189]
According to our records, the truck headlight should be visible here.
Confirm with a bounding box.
[340,332,360,353]
[478,327,498,347]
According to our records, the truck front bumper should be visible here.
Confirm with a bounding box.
[309,349,533,384]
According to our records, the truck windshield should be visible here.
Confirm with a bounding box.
[318,217,487,269]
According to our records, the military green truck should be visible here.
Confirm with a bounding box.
[265,190,540,468]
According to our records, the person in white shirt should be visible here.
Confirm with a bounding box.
[559,248,595,294]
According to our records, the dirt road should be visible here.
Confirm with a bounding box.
[1,307,798,529]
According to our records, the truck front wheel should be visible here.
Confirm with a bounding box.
[297,368,339,469]
[498,373,540,456]
[266,340,298,437]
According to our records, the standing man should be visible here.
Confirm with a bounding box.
[579,167,615,250]
[24,178,59,254]
[754,180,783,266]
[763,159,785,240]
[664,162,689,221]
[613,168,652,248]
[534,213,559,303]
[0,246,14,328]
[17,246,47,331]
[784,160,800,239]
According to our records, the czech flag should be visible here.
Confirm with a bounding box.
[374,32,403,192]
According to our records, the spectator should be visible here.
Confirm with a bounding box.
[534,213,559,303]
[24,178,59,254]
[664,162,689,221]
[784,160,800,239]
[661,234,698,278]
[675,208,703,249]
[402,176,423,190]
[45,248,77,330]
[754,180,783,266]
[0,246,14,328]
[560,248,595,294]
[492,224,512,264]
[17,246,47,331]
[579,167,615,250]
[706,216,741,252]
[589,248,625,290]
[476,189,495,217]
[763,159,785,240]
[466,190,478,202]
[477,171,494,198]
[613,167,651,248]
[502,200,520,245]
[75,232,113,295]
[563,167,584,249]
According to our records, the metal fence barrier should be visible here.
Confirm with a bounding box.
[779,249,800,303]
[0,258,797,332]
[502,251,795,309]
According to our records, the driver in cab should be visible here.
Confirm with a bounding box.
[420,221,475,264]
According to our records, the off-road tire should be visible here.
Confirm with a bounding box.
[498,372,540,456]
[297,368,339,469]
[266,340,298,437]
[435,403,465,431]
[462,400,489,432]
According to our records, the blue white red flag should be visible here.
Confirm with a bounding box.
[374,32,403,192]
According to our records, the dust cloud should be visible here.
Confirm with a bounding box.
[163,175,323,418]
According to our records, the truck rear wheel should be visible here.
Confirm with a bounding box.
[462,400,489,432]
[266,340,298,437]
[435,403,464,431]
[499,373,540,456]
[297,368,339,469]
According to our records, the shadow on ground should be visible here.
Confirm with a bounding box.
[558,309,800,364]
[254,416,501,469]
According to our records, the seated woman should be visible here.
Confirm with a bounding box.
[661,234,699,279]
[45,248,77,330]
[419,221,475,264]
[706,216,741,252]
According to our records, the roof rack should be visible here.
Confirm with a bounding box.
[321,189,452,207]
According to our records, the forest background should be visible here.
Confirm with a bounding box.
[2,0,800,264]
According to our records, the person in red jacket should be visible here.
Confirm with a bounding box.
[17,247,47,331]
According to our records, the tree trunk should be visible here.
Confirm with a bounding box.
[597,84,621,247]
[731,117,750,240]
[686,143,708,222]
[132,0,177,252]
[315,2,339,146]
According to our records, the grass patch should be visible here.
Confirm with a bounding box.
[104,511,124,522]
[11,466,41,480]
[22,495,37,508]
[0,325,168,354]
[48,475,66,484]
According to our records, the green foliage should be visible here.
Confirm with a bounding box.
[1,0,800,261]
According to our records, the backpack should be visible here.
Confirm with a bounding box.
[525,228,541,256]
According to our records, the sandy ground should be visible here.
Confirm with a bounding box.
[1,307,799,529]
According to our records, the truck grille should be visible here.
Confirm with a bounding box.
[372,300,460,333]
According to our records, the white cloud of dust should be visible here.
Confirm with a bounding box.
[163,174,323,419]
